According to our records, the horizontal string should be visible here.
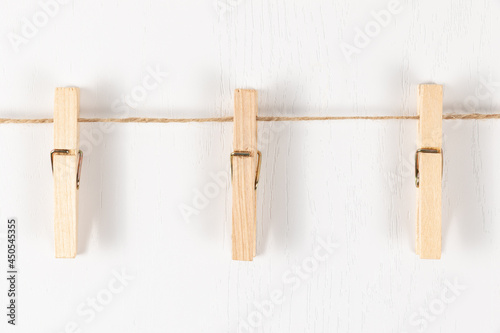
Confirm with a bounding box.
[0,113,499,124]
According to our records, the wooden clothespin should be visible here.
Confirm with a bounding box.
[231,89,261,261]
[415,84,443,259]
[51,87,83,258]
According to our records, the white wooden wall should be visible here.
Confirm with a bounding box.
[1,0,500,332]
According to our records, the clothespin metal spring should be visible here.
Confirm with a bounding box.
[50,149,84,189]
[230,150,262,190]
[415,148,442,188]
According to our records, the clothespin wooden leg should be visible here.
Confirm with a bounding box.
[52,87,82,258]
[231,89,261,261]
[416,84,442,259]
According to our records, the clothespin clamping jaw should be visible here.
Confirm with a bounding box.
[51,87,83,258]
[231,89,262,261]
[415,84,443,259]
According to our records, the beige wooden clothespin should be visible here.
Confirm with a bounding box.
[415,84,443,259]
[231,89,261,261]
[51,87,83,258]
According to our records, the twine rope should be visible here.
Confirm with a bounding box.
[0,113,499,124]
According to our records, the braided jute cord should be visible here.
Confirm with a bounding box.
[0,113,499,124]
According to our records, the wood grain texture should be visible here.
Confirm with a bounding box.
[232,89,258,261]
[53,87,80,258]
[2,1,500,332]
[416,84,442,259]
